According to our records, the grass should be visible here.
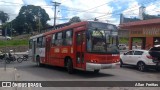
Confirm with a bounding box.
[0,39,28,47]
[119,38,129,44]
[119,37,141,44]
[0,38,141,47]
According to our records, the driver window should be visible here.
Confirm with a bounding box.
[126,51,134,55]
[93,38,105,51]
[134,51,143,55]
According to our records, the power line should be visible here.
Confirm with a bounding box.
[91,0,158,21]
[60,8,108,14]
[0,1,23,5]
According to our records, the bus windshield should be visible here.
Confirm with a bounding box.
[87,23,119,54]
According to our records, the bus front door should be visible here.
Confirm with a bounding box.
[75,31,85,69]
[32,41,36,62]
[45,36,51,64]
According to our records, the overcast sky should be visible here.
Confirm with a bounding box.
[0,0,160,25]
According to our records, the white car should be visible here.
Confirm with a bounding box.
[118,44,127,50]
[6,36,12,40]
[120,49,160,71]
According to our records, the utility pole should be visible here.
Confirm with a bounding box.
[38,8,41,33]
[10,22,12,37]
[52,1,61,29]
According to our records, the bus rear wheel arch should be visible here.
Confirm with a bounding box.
[64,57,74,74]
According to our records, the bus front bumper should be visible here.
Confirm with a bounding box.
[86,63,116,71]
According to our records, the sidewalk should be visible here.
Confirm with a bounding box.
[0,68,17,90]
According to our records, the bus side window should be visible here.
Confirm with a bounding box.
[64,30,72,45]
[52,34,56,46]
[77,33,81,45]
[77,31,85,45]
[82,32,85,44]
[37,37,43,47]
[55,32,63,46]
[42,37,45,47]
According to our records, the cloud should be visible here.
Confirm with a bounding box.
[145,1,160,15]
[0,0,159,26]
[58,0,120,25]
[0,0,23,22]
[122,0,140,18]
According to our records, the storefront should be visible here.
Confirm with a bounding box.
[119,18,160,50]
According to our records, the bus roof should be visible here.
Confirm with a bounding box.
[44,21,88,36]
[30,33,43,40]
[29,21,115,39]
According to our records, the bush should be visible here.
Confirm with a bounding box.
[0,39,28,47]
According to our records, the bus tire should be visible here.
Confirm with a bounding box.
[66,58,74,74]
[94,69,100,73]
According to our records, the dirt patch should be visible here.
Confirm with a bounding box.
[0,45,28,52]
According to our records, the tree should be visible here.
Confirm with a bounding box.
[0,11,9,24]
[69,16,81,24]
[12,5,50,34]
[94,18,99,21]
[0,11,9,36]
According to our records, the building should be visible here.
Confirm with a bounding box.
[119,18,160,50]
[139,6,146,20]
[118,29,129,38]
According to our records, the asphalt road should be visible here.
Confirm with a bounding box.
[0,59,160,90]
[1,60,159,81]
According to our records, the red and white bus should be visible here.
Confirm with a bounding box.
[29,21,120,73]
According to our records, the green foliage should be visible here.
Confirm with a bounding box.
[0,39,28,47]
[119,37,141,44]
[12,5,50,35]
[69,16,81,24]
[132,38,142,42]
[0,11,9,24]
[119,37,129,44]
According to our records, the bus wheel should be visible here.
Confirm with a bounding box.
[94,69,100,73]
[66,58,74,74]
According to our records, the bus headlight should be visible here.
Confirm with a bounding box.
[90,60,97,63]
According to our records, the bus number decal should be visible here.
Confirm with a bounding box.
[71,47,73,53]
[54,48,60,53]
[62,48,68,53]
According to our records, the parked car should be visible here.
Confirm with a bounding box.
[118,44,127,50]
[120,49,160,71]
[0,36,12,40]
[6,36,12,40]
